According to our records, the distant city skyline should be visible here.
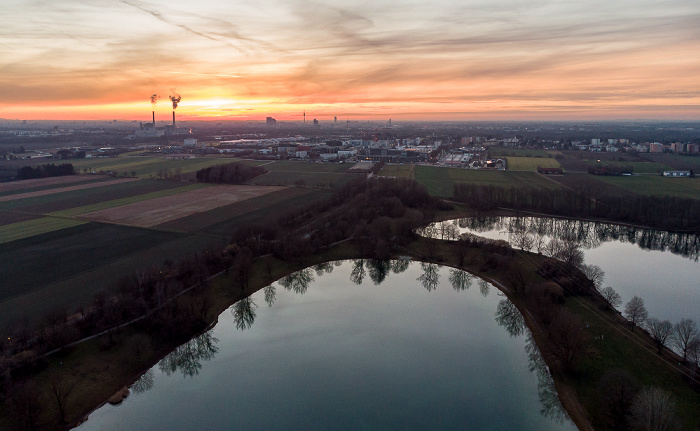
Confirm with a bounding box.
[1,0,699,121]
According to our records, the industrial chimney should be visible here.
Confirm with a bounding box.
[152,111,155,126]
[172,111,176,127]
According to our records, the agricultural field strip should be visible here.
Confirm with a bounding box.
[0,217,86,244]
[595,176,700,200]
[0,174,104,192]
[156,186,312,232]
[504,156,561,171]
[77,185,287,228]
[0,178,140,202]
[0,178,115,198]
[49,183,208,217]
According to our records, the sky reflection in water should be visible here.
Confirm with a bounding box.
[77,260,575,431]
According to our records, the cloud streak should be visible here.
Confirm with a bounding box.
[0,0,698,119]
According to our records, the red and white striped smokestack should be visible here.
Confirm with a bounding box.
[172,111,176,127]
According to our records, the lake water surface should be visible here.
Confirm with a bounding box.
[77,260,576,431]
[426,217,700,324]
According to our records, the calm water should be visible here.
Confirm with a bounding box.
[426,217,700,324]
[77,260,576,431]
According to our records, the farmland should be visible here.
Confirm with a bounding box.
[378,164,414,178]
[414,165,561,197]
[595,175,700,200]
[505,156,561,171]
[489,148,561,158]
[0,168,336,328]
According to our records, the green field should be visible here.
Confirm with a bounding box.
[489,148,560,158]
[414,166,562,196]
[595,175,700,199]
[49,183,207,217]
[250,171,356,188]
[0,176,112,197]
[70,156,239,178]
[0,217,87,244]
[156,187,317,233]
[378,164,414,178]
[0,228,216,326]
[505,156,561,171]
[584,160,672,174]
[0,179,187,213]
[261,160,350,173]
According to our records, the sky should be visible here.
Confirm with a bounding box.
[1,0,699,121]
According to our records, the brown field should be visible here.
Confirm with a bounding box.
[79,184,287,227]
[0,177,139,202]
[0,174,104,192]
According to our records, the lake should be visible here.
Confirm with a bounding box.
[77,260,576,431]
[424,217,700,324]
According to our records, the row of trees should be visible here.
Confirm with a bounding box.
[620,295,700,365]
[453,182,700,231]
[15,163,74,180]
[195,162,267,184]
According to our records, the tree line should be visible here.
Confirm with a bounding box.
[16,163,75,180]
[195,162,267,184]
[453,183,700,232]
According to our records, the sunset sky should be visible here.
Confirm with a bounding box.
[1,0,699,121]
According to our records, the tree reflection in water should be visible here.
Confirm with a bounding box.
[232,297,258,331]
[494,297,571,424]
[455,216,700,261]
[131,369,155,394]
[367,260,392,285]
[158,330,219,378]
[448,269,472,291]
[313,262,335,276]
[350,260,366,285]
[495,299,525,337]
[263,284,276,307]
[390,259,410,274]
[525,332,571,424]
[279,268,314,294]
[418,262,440,292]
[478,279,490,297]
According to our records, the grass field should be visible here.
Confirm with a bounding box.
[378,164,414,178]
[489,148,560,158]
[49,182,207,217]
[0,231,216,327]
[583,160,672,174]
[250,170,356,188]
[0,217,87,244]
[156,186,313,232]
[0,179,189,213]
[414,166,562,196]
[505,156,561,171]
[70,156,238,178]
[0,223,181,304]
[261,160,351,173]
[595,175,700,199]
[644,153,700,171]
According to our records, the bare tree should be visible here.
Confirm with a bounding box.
[671,318,698,362]
[581,264,605,290]
[601,286,622,310]
[628,387,680,431]
[624,296,649,328]
[232,297,258,331]
[645,318,673,353]
[263,284,276,307]
[50,375,76,424]
[448,268,472,291]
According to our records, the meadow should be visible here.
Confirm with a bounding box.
[378,164,414,178]
[505,156,561,171]
[414,165,561,197]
